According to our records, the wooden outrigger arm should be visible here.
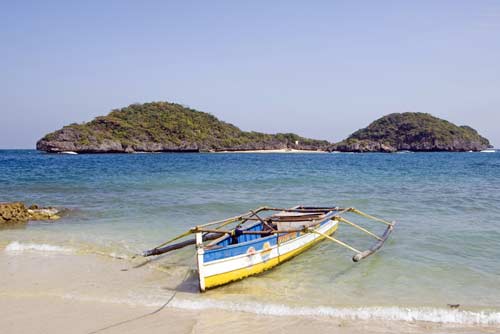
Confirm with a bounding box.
[309,229,361,253]
[352,221,395,262]
[142,232,223,257]
[318,208,396,262]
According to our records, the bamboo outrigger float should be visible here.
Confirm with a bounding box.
[143,206,396,291]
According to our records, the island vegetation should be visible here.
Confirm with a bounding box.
[332,112,491,152]
[36,102,330,153]
[36,102,491,153]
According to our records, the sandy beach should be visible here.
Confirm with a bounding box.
[213,149,328,154]
[1,250,497,334]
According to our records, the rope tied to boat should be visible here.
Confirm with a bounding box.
[87,268,192,334]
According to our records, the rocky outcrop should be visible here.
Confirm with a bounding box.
[332,113,491,152]
[0,202,30,224]
[333,140,398,153]
[0,202,63,224]
[27,205,62,221]
[36,102,330,153]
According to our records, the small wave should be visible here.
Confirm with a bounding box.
[61,293,165,308]
[56,292,500,325]
[4,241,73,253]
[108,252,129,259]
[85,249,131,260]
[169,299,500,326]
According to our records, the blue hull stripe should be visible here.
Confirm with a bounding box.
[203,216,332,263]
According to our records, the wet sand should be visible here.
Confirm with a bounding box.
[0,251,497,334]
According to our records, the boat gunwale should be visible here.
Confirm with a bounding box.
[202,215,337,265]
[204,210,338,251]
[205,219,269,248]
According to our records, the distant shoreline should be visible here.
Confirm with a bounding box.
[212,149,328,154]
[0,148,497,154]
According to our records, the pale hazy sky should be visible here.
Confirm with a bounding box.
[1,1,499,148]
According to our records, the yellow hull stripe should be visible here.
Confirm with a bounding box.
[204,224,338,289]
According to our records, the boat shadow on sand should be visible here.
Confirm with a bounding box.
[132,254,200,294]
[158,250,362,295]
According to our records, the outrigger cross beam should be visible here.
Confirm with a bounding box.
[143,206,396,291]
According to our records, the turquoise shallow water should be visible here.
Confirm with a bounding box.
[1,150,499,320]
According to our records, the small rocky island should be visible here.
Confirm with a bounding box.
[36,102,330,153]
[332,112,491,152]
[36,102,491,153]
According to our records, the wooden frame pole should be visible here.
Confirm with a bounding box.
[309,229,361,254]
[335,217,382,241]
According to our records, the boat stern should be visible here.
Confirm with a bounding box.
[195,232,206,292]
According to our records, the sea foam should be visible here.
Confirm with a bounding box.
[169,299,500,326]
[56,286,500,325]
[4,241,73,253]
[53,293,500,326]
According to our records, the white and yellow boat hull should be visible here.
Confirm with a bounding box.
[196,218,338,291]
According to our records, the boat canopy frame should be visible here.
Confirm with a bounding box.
[142,206,396,262]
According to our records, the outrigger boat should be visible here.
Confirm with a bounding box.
[143,206,395,291]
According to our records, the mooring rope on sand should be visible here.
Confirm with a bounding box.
[87,268,191,334]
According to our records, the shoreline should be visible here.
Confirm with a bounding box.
[7,295,499,334]
[5,149,496,154]
[1,250,498,333]
[212,148,328,154]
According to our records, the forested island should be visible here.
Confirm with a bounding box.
[36,102,491,153]
[332,112,491,152]
[36,102,329,153]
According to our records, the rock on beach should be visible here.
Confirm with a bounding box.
[0,202,62,224]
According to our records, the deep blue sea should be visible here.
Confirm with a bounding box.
[1,150,499,324]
